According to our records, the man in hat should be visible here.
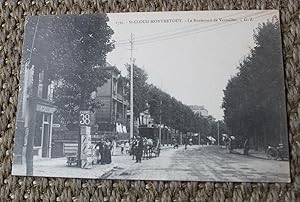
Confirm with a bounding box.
[135,136,143,163]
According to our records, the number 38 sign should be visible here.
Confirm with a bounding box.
[80,110,91,126]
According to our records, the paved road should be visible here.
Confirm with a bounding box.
[12,145,290,182]
[104,145,290,182]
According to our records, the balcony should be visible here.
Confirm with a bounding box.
[113,93,129,105]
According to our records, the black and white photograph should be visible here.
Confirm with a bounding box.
[12,10,290,182]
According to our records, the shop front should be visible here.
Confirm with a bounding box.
[33,102,56,158]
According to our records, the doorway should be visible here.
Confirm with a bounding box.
[42,113,51,157]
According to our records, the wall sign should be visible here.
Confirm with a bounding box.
[79,110,91,126]
[36,104,56,113]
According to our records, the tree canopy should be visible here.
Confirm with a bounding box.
[126,64,150,119]
[127,64,223,139]
[222,20,287,149]
[25,14,114,129]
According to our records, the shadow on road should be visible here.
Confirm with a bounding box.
[229,150,269,160]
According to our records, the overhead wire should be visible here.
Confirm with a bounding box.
[114,10,250,44]
[132,11,276,47]
[114,11,277,48]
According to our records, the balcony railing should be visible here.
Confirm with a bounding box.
[113,93,128,105]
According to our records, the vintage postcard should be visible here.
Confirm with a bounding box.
[12,10,290,182]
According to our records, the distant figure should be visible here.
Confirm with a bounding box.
[111,140,117,156]
[135,136,143,163]
[131,138,138,160]
[173,139,179,149]
[184,138,188,150]
[120,142,125,154]
[125,141,130,154]
[223,135,231,153]
[95,141,104,164]
[243,138,249,155]
[189,138,193,146]
[104,139,112,164]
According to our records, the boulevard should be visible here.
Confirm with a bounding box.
[13,145,290,182]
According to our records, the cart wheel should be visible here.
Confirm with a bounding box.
[267,148,278,160]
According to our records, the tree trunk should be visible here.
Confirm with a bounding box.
[26,69,39,176]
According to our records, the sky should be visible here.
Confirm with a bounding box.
[106,10,279,120]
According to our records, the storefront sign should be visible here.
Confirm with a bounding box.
[52,124,60,128]
[36,104,56,113]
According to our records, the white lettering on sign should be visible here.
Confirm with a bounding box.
[52,124,60,128]
[80,111,91,126]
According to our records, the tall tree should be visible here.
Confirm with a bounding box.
[23,14,114,174]
[222,20,286,149]
[127,65,222,139]
[52,14,114,128]
[126,64,149,118]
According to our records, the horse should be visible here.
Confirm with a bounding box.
[142,138,154,159]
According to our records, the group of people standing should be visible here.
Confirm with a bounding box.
[95,139,113,165]
[94,135,154,165]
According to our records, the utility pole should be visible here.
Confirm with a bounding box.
[129,33,134,140]
[26,16,40,176]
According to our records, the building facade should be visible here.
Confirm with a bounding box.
[189,105,208,117]
[51,64,129,157]
[95,64,129,138]
[14,66,57,164]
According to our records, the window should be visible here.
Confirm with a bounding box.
[112,78,117,95]
[34,112,43,147]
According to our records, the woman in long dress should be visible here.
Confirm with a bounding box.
[104,139,112,164]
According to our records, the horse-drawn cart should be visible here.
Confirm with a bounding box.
[139,126,161,159]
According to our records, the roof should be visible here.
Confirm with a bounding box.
[103,62,121,74]
[188,105,206,110]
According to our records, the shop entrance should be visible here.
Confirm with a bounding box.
[42,114,51,157]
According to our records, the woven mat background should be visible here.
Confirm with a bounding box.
[0,0,299,201]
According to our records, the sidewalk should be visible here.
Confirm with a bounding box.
[12,146,176,179]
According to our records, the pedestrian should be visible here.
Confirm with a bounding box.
[95,141,104,164]
[184,138,188,150]
[120,141,125,154]
[111,139,117,156]
[125,141,130,154]
[131,138,137,160]
[243,138,249,155]
[189,138,193,146]
[227,137,233,153]
[104,139,112,164]
[173,138,178,149]
[95,140,106,165]
[135,136,143,163]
